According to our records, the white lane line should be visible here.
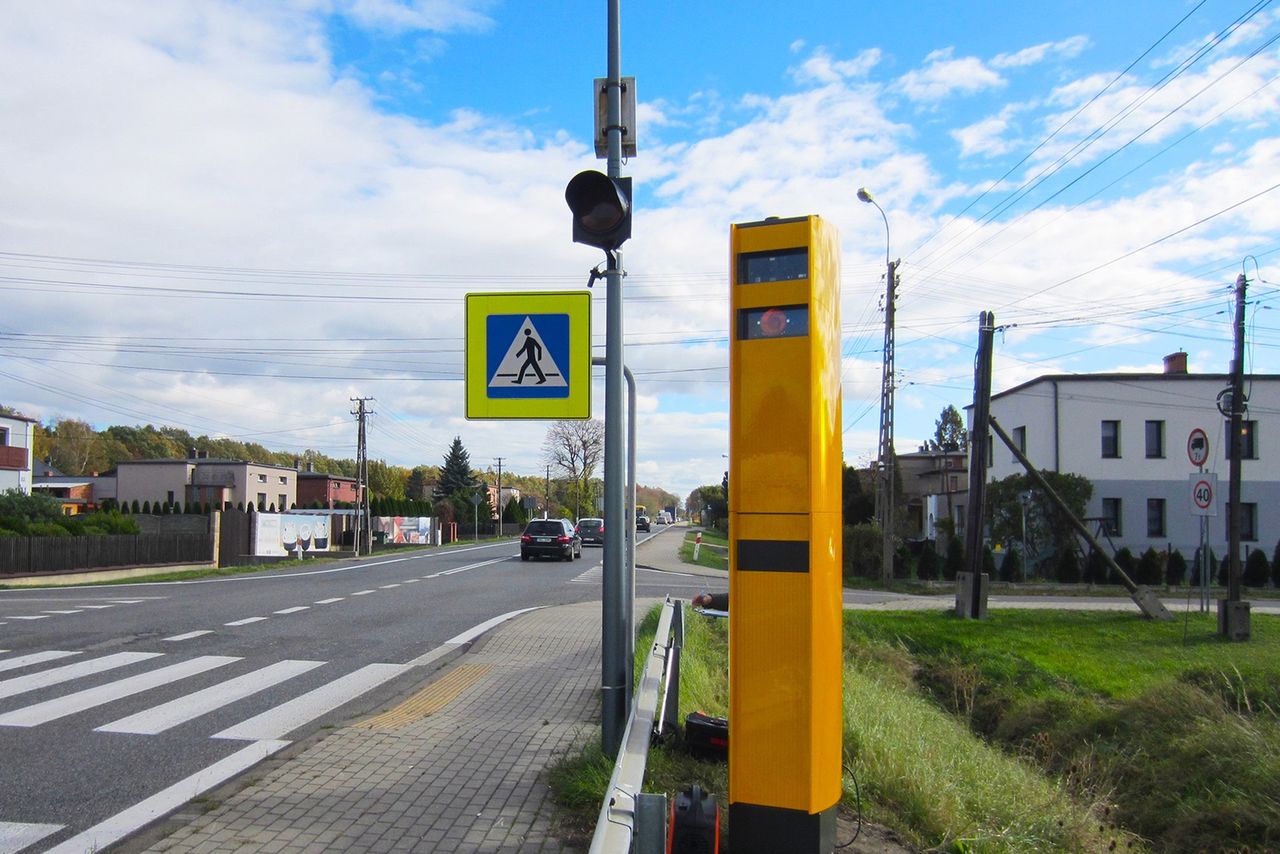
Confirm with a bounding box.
[164,630,214,642]
[5,615,49,621]
[213,662,411,741]
[75,604,117,609]
[378,583,401,589]
[273,606,309,615]
[42,610,83,615]
[110,600,146,604]
[42,739,290,854]
[423,556,512,579]
[0,656,241,727]
[0,652,162,701]
[98,659,325,735]
[402,579,420,584]
[0,821,64,854]
[352,589,376,596]
[0,651,81,673]
[224,617,267,626]
[314,597,344,604]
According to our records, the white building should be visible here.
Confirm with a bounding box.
[0,413,37,495]
[983,354,1279,560]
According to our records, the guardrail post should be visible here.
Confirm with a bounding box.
[634,793,669,854]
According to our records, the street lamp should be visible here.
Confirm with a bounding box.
[859,187,899,587]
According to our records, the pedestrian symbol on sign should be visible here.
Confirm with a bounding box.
[486,314,569,398]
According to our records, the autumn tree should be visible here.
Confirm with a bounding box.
[928,404,968,453]
[543,419,605,520]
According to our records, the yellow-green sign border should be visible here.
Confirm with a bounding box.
[465,291,592,420]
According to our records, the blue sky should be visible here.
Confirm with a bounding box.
[1,0,1277,501]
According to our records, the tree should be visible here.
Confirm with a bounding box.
[943,536,964,581]
[47,418,109,476]
[687,484,727,529]
[842,464,874,526]
[1113,547,1136,586]
[543,419,605,520]
[917,541,939,581]
[927,405,969,453]
[437,437,476,497]
[407,466,438,501]
[999,548,1021,583]
[1272,540,1280,589]
[1166,549,1188,586]
[502,496,528,525]
[367,459,408,501]
[986,472,1093,568]
[1135,548,1163,586]
[1084,548,1109,585]
[1057,548,1081,584]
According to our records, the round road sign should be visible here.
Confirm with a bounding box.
[1187,428,1210,467]
[1192,478,1213,511]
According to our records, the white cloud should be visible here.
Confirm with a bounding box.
[896,48,1004,102]
[333,0,494,33]
[991,35,1089,69]
[788,47,882,85]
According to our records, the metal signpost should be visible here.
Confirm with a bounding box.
[1187,428,1214,612]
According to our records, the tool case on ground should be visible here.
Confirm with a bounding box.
[684,711,728,758]
[668,784,720,854]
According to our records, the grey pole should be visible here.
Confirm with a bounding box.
[595,356,636,706]
[600,0,628,757]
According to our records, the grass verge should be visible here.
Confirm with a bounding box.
[679,532,728,571]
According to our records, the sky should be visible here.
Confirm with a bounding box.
[2,0,1278,502]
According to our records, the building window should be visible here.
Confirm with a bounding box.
[257,473,267,483]
[1225,420,1258,460]
[278,494,287,511]
[279,476,287,484]
[1145,420,1164,459]
[257,492,267,509]
[1101,421,1121,458]
[1227,503,1258,542]
[167,490,175,504]
[1012,426,1026,456]
[1102,498,1122,536]
[1147,498,1166,537]
[0,427,8,445]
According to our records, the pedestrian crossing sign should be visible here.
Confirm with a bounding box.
[465,291,591,419]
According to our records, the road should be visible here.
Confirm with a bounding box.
[0,527,710,854]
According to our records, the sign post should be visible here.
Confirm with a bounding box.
[1187,428,1211,611]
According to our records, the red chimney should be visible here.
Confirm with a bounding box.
[1163,352,1188,374]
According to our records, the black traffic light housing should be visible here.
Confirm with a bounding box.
[565,170,632,251]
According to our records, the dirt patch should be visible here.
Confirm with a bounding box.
[835,809,920,853]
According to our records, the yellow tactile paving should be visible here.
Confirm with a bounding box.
[355,663,492,729]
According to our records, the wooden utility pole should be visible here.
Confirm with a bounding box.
[959,312,994,618]
[1220,273,1251,640]
[351,397,374,555]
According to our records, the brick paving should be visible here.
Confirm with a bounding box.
[147,603,601,854]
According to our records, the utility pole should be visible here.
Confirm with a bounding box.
[877,258,899,586]
[350,397,374,556]
[493,456,504,535]
[545,464,550,519]
[1220,272,1251,640]
[960,312,994,619]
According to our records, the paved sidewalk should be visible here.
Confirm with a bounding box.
[143,603,602,854]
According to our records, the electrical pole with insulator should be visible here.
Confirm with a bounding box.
[1220,272,1251,640]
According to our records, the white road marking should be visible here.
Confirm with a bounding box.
[352,589,376,596]
[0,650,80,673]
[424,556,512,579]
[213,662,410,741]
[41,610,83,615]
[75,604,117,609]
[163,630,214,642]
[314,597,344,604]
[224,617,267,626]
[402,579,419,584]
[0,652,162,701]
[273,606,309,614]
[379,583,401,589]
[0,656,240,727]
[42,739,290,854]
[98,659,325,735]
[5,615,49,621]
[0,821,64,854]
[110,600,146,604]
[445,607,542,645]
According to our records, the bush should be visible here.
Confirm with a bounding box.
[982,545,997,577]
[1167,549,1188,586]
[1244,548,1270,588]
[894,544,911,579]
[842,523,881,580]
[1273,540,1280,589]
[26,521,70,537]
[998,548,1020,582]
[917,542,939,581]
[1113,547,1136,585]
[1135,547,1163,586]
[1056,548,1081,584]
[943,536,964,581]
[1084,548,1109,585]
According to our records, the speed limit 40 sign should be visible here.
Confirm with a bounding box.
[1190,472,1218,516]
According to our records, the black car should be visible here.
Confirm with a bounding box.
[520,518,582,561]
[576,517,605,545]
[636,515,651,532]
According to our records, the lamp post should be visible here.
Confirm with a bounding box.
[859,187,899,587]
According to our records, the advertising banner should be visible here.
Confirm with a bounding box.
[253,513,333,557]
[371,516,437,544]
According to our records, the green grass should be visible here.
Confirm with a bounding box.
[679,532,727,571]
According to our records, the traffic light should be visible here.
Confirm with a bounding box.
[565,170,631,251]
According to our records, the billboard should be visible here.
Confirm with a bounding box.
[253,513,332,557]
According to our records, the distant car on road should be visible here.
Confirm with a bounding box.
[520,518,582,561]
[576,517,605,545]
[636,515,651,533]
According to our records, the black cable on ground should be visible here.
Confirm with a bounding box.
[835,760,863,850]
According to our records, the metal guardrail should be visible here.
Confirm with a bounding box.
[589,596,684,854]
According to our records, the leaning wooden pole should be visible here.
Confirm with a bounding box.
[989,417,1173,621]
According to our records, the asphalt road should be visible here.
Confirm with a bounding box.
[0,528,711,854]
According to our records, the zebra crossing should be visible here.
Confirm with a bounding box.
[0,645,418,853]
[0,647,410,741]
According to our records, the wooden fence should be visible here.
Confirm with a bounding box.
[0,533,213,576]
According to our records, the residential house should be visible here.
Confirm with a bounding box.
[116,451,298,511]
[0,412,36,495]
[297,466,360,508]
[895,448,968,541]
[32,460,117,514]
[981,353,1280,560]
